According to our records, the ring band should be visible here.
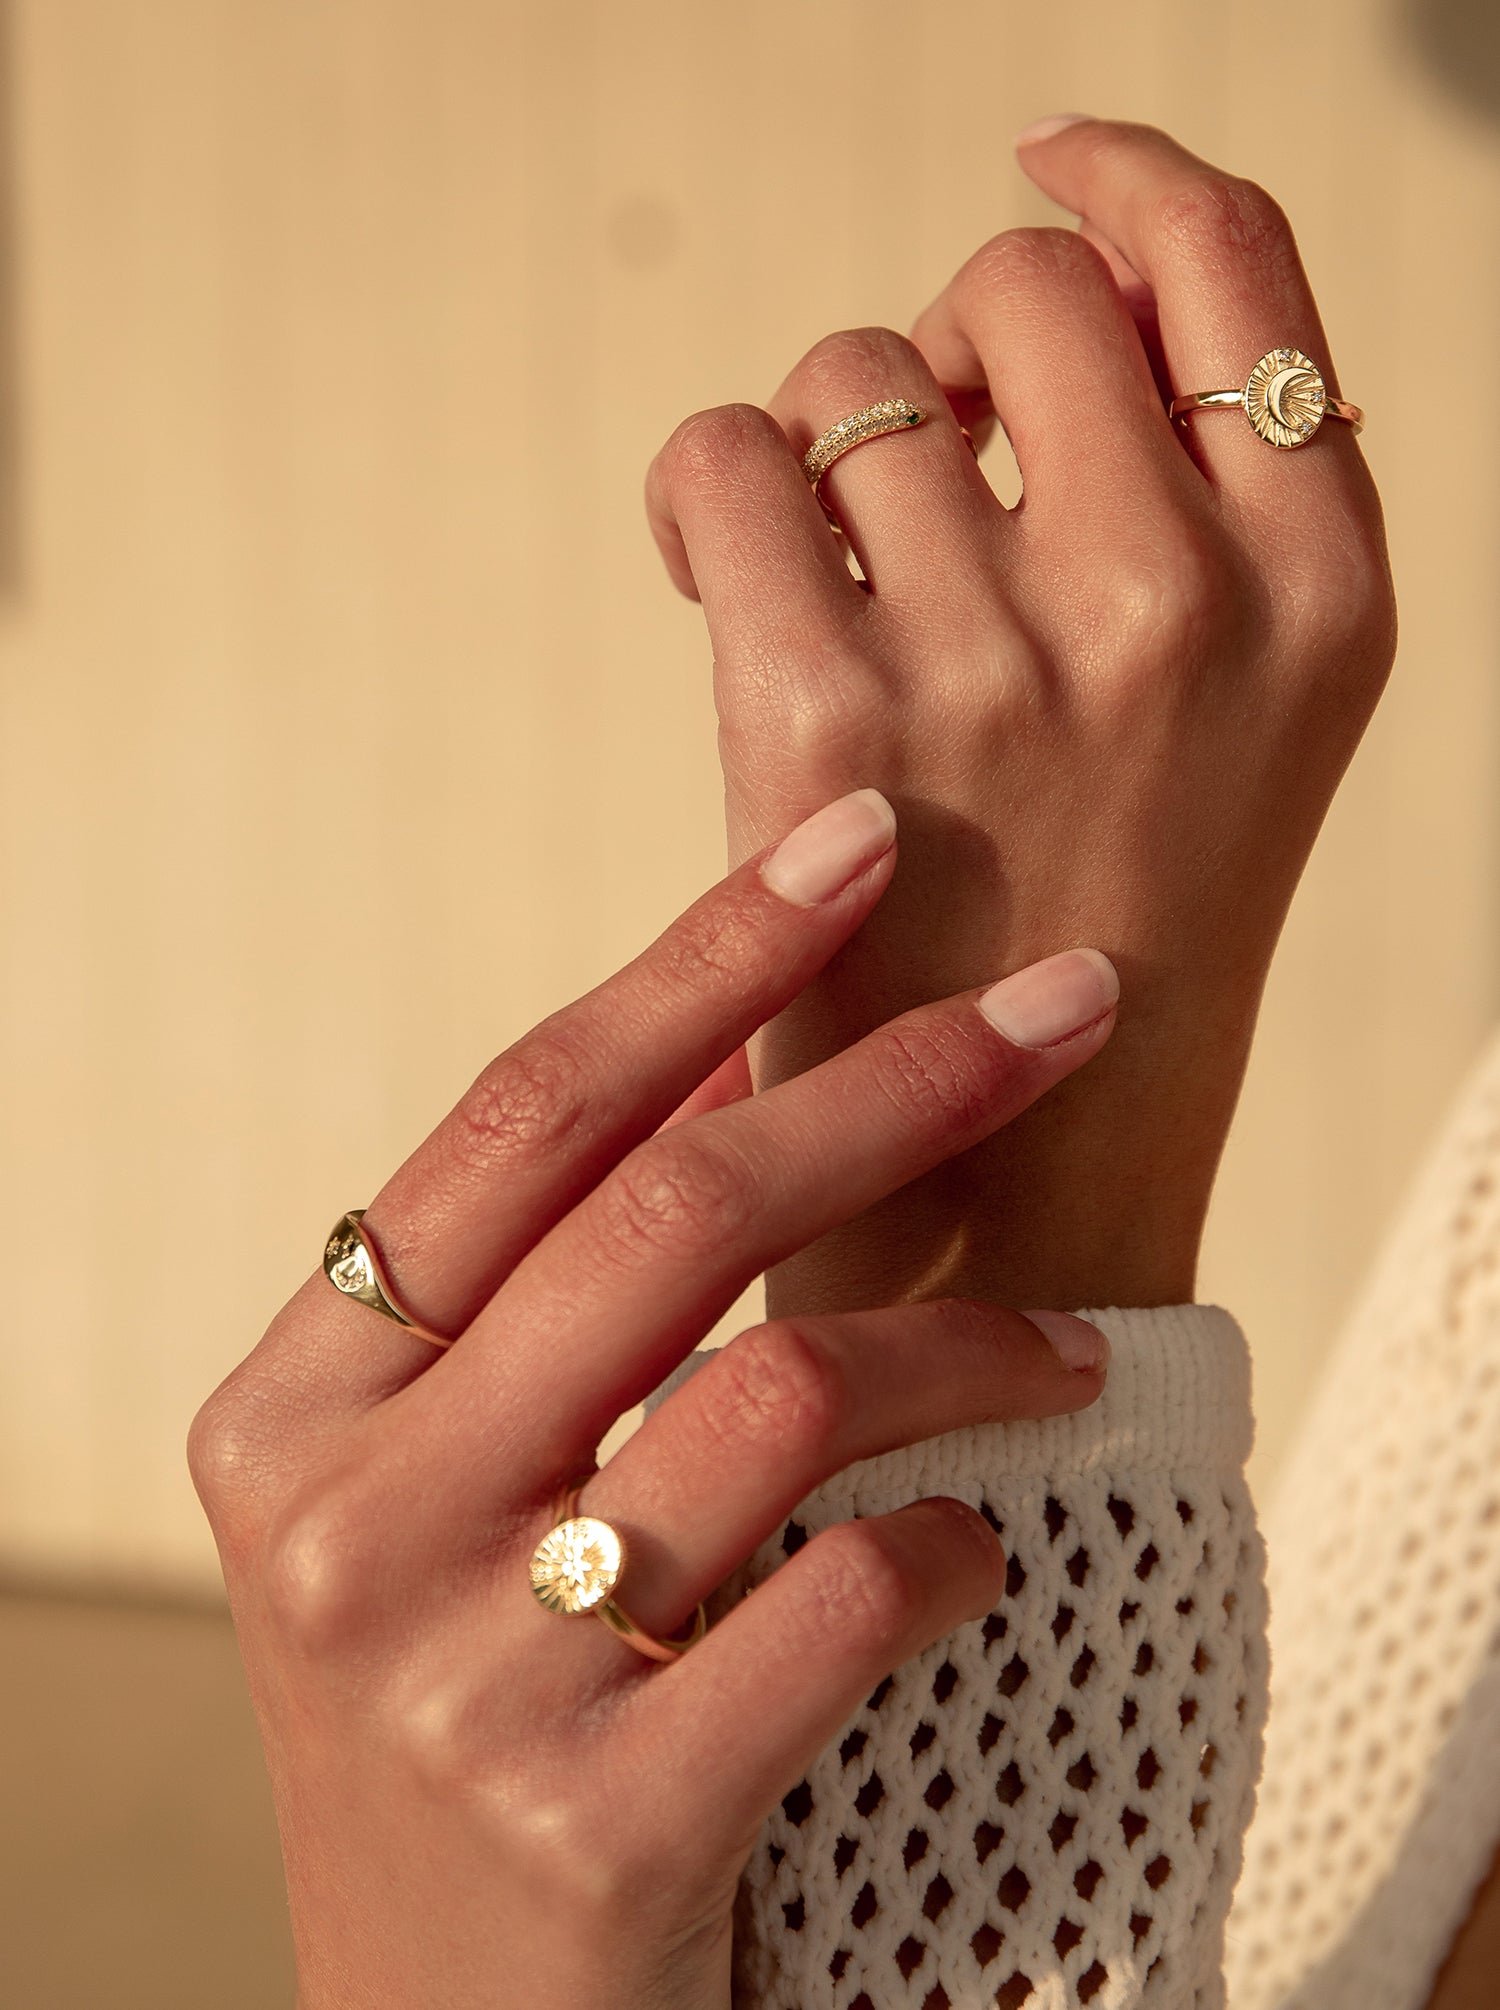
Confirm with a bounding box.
[1169,346,1363,448]
[322,1209,454,1350]
[529,1482,709,1663]
[802,397,928,532]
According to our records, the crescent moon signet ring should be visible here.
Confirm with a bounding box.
[1169,347,1364,447]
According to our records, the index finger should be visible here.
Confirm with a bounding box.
[1015,116,1371,509]
[237,791,900,1416]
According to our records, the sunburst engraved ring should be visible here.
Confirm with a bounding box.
[1169,347,1364,448]
[322,1210,454,1350]
[529,1484,709,1663]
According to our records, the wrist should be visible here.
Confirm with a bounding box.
[756,965,1249,1316]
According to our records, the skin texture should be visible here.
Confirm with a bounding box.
[647,116,1397,1317]
[188,808,1118,2010]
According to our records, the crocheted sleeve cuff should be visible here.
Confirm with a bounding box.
[645,1304,1267,2010]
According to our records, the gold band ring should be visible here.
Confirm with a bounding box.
[529,1482,709,1663]
[1169,347,1363,448]
[322,1209,454,1350]
[802,397,928,531]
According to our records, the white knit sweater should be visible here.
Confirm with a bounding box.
[646,1030,1500,2008]
[1225,1027,1500,2009]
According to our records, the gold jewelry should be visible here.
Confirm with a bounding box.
[529,1483,708,1663]
[1169,347,1363,448]
[802,397,927,523]
[322,1210,454,1350]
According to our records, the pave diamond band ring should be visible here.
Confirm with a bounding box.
[1169,347,1364,448]
[322,1209,455,1350]
[802,397,929,530]
[529,1483,709,1662]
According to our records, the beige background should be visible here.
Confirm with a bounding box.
[5,0,1499,1601]
[1,0,1499,1991]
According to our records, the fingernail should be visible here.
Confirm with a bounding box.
[1015,112,1093,147]
[761,789,897,908]
[1023,1310,1110,1375]
[978,948,1119,1049]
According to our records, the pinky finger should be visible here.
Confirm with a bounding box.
[632,1496,1005,1857]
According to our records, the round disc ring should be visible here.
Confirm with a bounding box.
[529,1483,708,1663]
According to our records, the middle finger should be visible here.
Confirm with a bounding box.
[389,945,1120,1505]
[578,1297,1108,1642]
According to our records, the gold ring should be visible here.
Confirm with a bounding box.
[322,1210,454,1350]
[802,397,928,531]
[529,1483,709,1663]
[1169,347,1363,448]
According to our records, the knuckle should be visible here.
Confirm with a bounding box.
[812,1519,926,1651]
[261,1486,380,1657]
[727,641,901,766]
[798,325,924,400]
[1096,527,1254,680]
[509,1795,652,1915]
[1292,550,1398,702]
[866,1018,996,1134]
[185,1389,249,1511]
[452,1026,595,1176]
[594,1128,760,1265]
[391,1666,509,1804]
[185,1365,287,1533]
[701,1321,845,1465]
[651,891,753,995]
[661,402,786,487]
[391,1677,649,1906]
[962,225,1106,300]
[1155,175,1295,271]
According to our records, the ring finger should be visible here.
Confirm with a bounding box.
[764,325,1002,597]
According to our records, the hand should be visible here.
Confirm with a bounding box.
[647,116,1396,1315]
[187,790,1118,2010]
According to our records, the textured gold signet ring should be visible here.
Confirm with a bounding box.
[1169,347,1364,448]
[529,1484,709,1663]
[322,1210,454,1351]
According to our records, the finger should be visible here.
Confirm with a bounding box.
[631,1496,1006,1860]
[645,402,862,629]
[908,226,1193,522]
[580,1301,1107,1637]
[400,946,1119,1499]
[260,790,899,1405]
[763,326,1002,595]
[1077,219,1168,389]
[1014,116,1368,513]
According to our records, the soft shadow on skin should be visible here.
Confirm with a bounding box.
[760,791,1017,1305]
[1402,0,1500,122]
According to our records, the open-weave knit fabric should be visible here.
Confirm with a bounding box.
[647,1306,1267,2009]
[1226,1028,1500,2010]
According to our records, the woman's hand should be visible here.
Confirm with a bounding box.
[187,791,1118,2010]
[647,117,1397,1316]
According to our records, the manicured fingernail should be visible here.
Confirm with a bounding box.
[1023,1310,1110,1375]
[1015,112,1094,147]
[978,948,1119,1049]
[761,789,897,908]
